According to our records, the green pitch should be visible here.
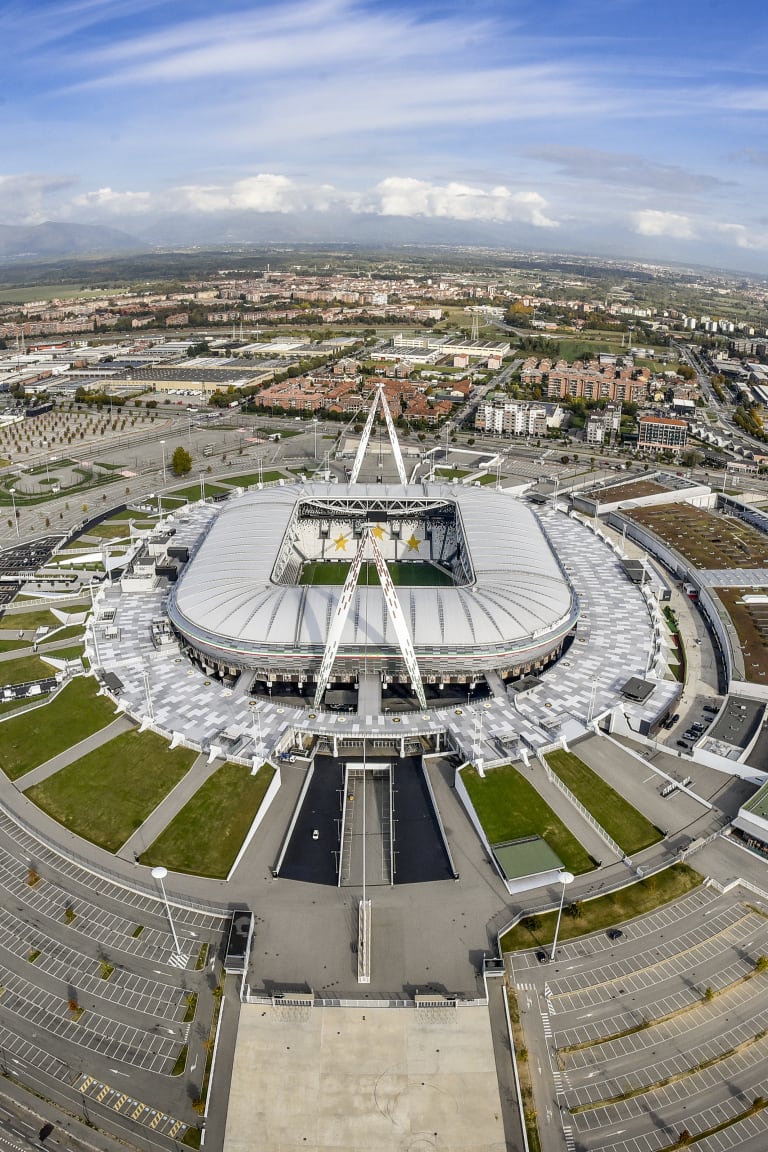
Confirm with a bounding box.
[299,560,454,587]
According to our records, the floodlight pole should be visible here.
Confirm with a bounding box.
[8,488,19,539]
[160,440,167,484]
[551,871,575,962]
[151,866,182,956]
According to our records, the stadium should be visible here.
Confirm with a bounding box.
[167,389,579,709]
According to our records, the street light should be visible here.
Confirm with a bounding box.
[550,871,575,963]
[151,865,182,957]
[313,417,319,461]
[160,440,167,484]
[8,488,19,539]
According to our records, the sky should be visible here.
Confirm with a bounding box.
[1,0,768,270]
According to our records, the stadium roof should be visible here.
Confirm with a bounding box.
[168,482,577,667]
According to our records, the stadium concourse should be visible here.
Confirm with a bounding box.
[87,389,677,769]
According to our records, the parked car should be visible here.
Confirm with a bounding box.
[606,928,623,941]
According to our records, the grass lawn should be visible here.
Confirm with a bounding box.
[462,764,594,874]
[0,695,50,716]
[26,729,197,852]
[477,473,498,485]
[0,677,117,779]
[0,639,29,653]
[300,560,454,587]
[0,608,61,630]
[44,624,86,644]
[85,523,136,540]
[141,762,276,877]
[435,467,470,479]
[226,470,285,486]
[546,749,663,856]
[0,655,55,688]
[500,863,701,952]
[48,644,85,661]
[107,509,159,521]
[167,482,227,501]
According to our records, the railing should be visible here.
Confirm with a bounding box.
[539,754,626,861]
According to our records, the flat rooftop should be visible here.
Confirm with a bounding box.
[492,835,562,880]
[223,1004,506,1152]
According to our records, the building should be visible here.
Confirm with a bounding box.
[585,403,622,446]
[475,399,561,437]
[638,415,688,453]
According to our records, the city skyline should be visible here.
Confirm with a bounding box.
[1,0,768,270]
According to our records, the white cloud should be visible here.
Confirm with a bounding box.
[172,174,337,215]
[69,186,153,214]
[363,178,559,227]
[0,172,74,224]
[631,210,696,239]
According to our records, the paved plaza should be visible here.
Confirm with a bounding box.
[223,1003,507,1152]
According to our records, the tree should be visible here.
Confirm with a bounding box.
[172,446,192,476]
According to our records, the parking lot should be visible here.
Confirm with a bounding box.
[511,887,768,1152]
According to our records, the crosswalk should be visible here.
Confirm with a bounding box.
[78,1074,189,1140]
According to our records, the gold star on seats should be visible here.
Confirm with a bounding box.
[371,524,385,540]
[406,533,420,552]
[333,533,349,551]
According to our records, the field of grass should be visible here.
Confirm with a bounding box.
[0,677,117,779]
[0,655,56,688]
[628,504,768,570]
[43,624,86,645]
[85,523,137,540]
[0,695,51,717]
[26,729,197,852]
[141,762,276,877]
[462,764,594,874]
[226,470,285,486]
[167,482,227,501]
[0,608,61,630]
[500,863,701,952]
[546,749,663,856]
[107,508,159,521]
[0,638,29,653]
[299,560,454,587]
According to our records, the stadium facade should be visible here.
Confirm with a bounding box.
[168,479,578,697]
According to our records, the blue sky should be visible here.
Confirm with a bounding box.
[1,0,767,268]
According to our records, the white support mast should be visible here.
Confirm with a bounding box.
[313,528,426,710]
[368,531,426,709]
[349,385,408,486]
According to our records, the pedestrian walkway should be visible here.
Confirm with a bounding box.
[117,752,221,860]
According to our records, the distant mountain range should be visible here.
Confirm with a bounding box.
[0,221,145,259]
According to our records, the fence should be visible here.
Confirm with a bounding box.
[538,753,626,862]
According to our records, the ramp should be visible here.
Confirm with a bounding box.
[339,763,393,888]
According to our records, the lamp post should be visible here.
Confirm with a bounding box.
[313,417,319,461]
[151,866,182,957]
[8,488,19,539]
[160,440,167,484]
[550,871,575,963]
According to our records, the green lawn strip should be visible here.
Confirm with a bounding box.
[500,863,701,952]
[300,560,453,588]
[546,749,663,856]
[0,639,29,653]
[462,764,594,875]
[26,729,197,853]
[45,645,84,662]
[108,509,160,521]
[85,523,137,540]
[0,695,50,716]
[435,467,470,479]
[141,762,275,878]
[225,470,285,486]
[0,677,117,779]
[571,1028,768,1112]
[167,482,227,501]
[0,655,55,688]
[0,608,61,630]
[476,473,498,485]
[43,624,86,645]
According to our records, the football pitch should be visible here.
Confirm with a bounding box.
[299,560,454,587]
